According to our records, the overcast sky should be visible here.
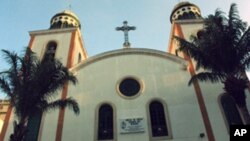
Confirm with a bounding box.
[0,0,249,98]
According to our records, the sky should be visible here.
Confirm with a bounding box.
[0,0,249,98]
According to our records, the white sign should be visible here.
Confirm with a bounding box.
[119,118,145,134]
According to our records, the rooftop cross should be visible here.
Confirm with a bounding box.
[68,0,72,10]
[116,21,136,48]
[69,4,72,10]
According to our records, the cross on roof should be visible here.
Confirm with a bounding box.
[116,21,136,48]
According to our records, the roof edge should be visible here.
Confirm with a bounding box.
[70,48,187,72]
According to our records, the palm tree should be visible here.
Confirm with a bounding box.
[175,3,250,124]
[0,47,80,141]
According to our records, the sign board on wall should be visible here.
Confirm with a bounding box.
[119,117,145,134]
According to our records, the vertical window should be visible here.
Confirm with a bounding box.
[24,111,42,141]
[78,53,82,63]
[98,104,114,140]
[220,94,243,126]
[149,101,169,137]
[44,41,57,60]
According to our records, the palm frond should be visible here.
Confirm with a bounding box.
[0,76,12,97]
[242,54,250,70]
[1,50,23,94]
[237,27,250,58]
[1,50,19,70]
[206,9,226,32]
[32,59,77,100]
[188,72,225,85]
[175,35,219,71]
[20,48,34,80]
[42,97,80,115]
[174,36,203,60]
[228,3,247,48]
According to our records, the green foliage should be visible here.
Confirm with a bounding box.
[175,3,250,107]
[0,47,80,141]
[224,76,247,107]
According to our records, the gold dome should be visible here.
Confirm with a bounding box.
[50,10,81,29]
[170,1,202,23]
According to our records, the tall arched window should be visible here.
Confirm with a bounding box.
[220,94,243,127]
[44,41,57,60]
[97,104,114,140]
[149,100,169,138]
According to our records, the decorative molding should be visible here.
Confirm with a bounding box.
[71,48,187,72]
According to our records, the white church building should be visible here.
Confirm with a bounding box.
[1,1,250,141]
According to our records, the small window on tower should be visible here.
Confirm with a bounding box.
[78,53,82,63]
[44,41,57,60]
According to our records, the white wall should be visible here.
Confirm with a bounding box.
[59,49,208,141]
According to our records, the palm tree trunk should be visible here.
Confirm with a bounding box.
[238,106,250,124]
[9,119,27,141]
[224,75,250,124]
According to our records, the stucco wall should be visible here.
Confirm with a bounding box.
[30,29,73,67]
[57,49,208,141]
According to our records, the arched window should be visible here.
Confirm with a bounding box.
[220,94,243,126]
[149,100,169,137]
[44,41,57,60]
[97,104,114,140]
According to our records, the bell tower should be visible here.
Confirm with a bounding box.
[168,1,203,58]
[28,10,88,68]
[167,2,216,141]
[26,10,88,141]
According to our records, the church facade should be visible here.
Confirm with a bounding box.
[1,2,250,141]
